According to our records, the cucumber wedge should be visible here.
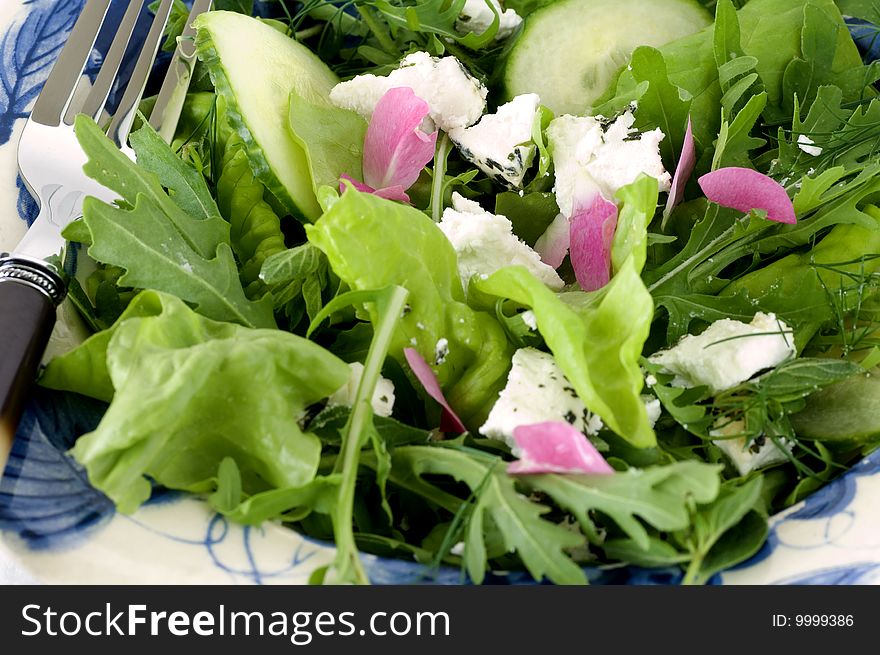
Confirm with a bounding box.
[503,0,710,116]
[194,11,338,221]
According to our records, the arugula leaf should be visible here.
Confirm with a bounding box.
[82,194,275,328]
[523,461,722,550]
[373,0,501,50]
[150,0,189,52]
[597,0,867,165]
[389,445,587,584]
[67,291,350,513]
[76,115,228,259]
[74,115,274,328]
[129,116,222,225]
[476,259,656,447]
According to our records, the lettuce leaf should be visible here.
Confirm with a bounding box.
[66,291,350,513]
[475,258,656,447]
[217,133,287,296]
[306,189,514,428]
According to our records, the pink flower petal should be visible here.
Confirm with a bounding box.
[507,422,614,475]
[534,213,571,269]
[698,167,797,224]
[403,347,466,434]
[340,174,375,194]
[569,194,618,291]
[372,185,410,203]
[363,87,437,192]
[339,175,411,204]
[664,116,695,216]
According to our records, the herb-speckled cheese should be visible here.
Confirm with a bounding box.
[439,193,564,292]
[547,110,671,217]
[329,52,487,132]
[710,419,792,475]
[449,93,540,189]
[479,347,603,450]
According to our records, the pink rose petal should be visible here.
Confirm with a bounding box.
[534,213,571,269]
[569,194,618,291]
[363,87,437,192]
[507,422,614,475]
[698,167,797,224]
[664,116,695,216]
[403,347,466,434]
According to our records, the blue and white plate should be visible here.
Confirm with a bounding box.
[2,0,879,585]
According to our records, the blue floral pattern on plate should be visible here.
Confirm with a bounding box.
[1,0,880,585]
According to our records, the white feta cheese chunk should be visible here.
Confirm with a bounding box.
[479,347,603,450]
[797,134,823,157]
[648,312,796,393]
[456,0,523,40]
[329,51,487,132]
[328,362,395,417]
[449,93,540,189]
[710,419,792,475]
[642,395,662,428]
[439,193,564,291]
[521,310,538,331]
[547,111,671,217]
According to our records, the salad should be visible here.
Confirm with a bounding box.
[38,0,880,585]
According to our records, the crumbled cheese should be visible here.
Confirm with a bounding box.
[547,111,671,217]
[648,312,795,393]
[329,51,487,132]
[710,419,792,475]
[449,93,540,189]
[328,362,395,417]
[645,374,657,387]
[642,395,662,428]
[434,338,449,365]
[479,347,603,450]
[439,192,564,291]
[797,134,823,157]
[456,0,523,40]
[521,310,538,331]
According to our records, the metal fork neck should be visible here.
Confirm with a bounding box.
[0,255,67,306]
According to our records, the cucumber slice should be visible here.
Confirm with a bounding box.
[503,0,710,116]
[791,374,880,446]
[194,11,339,221]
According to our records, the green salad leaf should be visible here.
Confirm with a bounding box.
[524,460,722,550]
[389,445,587,584]
[216,132,287,295]
[306,189,514,427]
[67,291,350,513]
[476,258,656,447]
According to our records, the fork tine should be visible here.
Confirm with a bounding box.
[105,0,175,148]
[76,0,144,124]
[149,0,214,143]
[30,0,113,127]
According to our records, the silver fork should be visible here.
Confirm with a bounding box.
[0,0,212,466]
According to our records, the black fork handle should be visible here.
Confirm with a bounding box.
[0,256,65,473]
